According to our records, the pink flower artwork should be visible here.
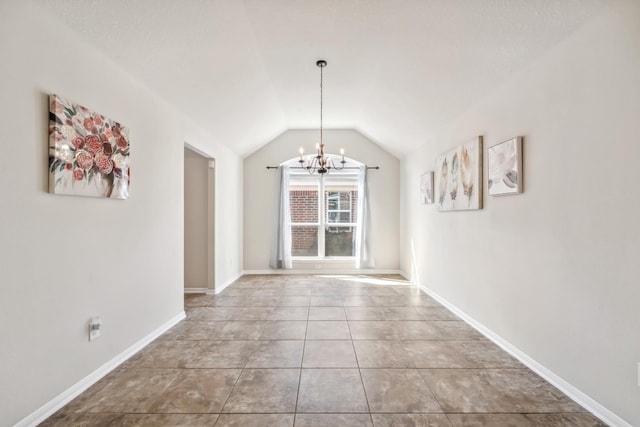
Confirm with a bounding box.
[48,94,130,199]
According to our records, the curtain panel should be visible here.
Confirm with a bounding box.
[269,165,293,269]
[355,165,374,269]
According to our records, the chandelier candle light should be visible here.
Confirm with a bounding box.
[298,60,345,174]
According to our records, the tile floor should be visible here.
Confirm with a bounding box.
[42,275,607,426]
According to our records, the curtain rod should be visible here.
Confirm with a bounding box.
[266,166,379,170]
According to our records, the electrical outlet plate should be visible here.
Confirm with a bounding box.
[89,317,102,341]
[637,362,640,387]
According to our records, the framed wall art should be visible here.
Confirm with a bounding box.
[435,136,483,211]
[48,94,130,199]
[420,171,434,205]
[488,136,523,196]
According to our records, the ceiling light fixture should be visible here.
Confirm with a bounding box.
[298,60,345,174]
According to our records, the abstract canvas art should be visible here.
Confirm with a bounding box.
[48,94,130,199]
[435,136,483,211]
[488,136,522,196]
[420,171,434,204]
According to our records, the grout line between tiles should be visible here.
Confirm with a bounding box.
[292,303,310,415]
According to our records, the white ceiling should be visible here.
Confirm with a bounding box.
[41,0,611,158]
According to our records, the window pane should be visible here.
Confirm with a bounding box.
[292,225,318,256]
[339,192,350,210]
[325,189,355,224]
[290,186,318,223]
[325,226,355,256]
[328,211,351,224]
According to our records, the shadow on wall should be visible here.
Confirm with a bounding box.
[410,238,420,286]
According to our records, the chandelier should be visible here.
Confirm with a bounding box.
[298,60,345,174]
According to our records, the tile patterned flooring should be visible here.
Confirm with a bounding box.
[41,275,607,426]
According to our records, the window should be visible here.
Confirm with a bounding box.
[270,156,373,269]
[290,176,358,258]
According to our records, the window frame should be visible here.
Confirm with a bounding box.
[289,173,358,259]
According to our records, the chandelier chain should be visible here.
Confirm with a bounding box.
[320,63,323,146]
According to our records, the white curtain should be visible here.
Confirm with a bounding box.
[355,166,374,269]
[269,165,292,269]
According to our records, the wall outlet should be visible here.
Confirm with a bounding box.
[637,362,640,387]
[89,316,102,341]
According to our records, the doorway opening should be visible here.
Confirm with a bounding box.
[184,145,215,293]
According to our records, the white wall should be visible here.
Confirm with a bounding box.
[0,1,243,425]
[184,148,210,290]
[244,129,400,271]
[400,1,640,425]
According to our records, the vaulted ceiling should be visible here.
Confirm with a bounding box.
[41,0,611,158]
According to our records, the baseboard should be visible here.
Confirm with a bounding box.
[184,287,208,294]
[211,271,243,295]
[242,269,405,276]
[16,311,186,427]
[417,284,630,427]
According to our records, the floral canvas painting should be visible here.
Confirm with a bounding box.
[435,136,483,211]
[420,171,434,204]
[488,136,522,196]
[49,94,130,199]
